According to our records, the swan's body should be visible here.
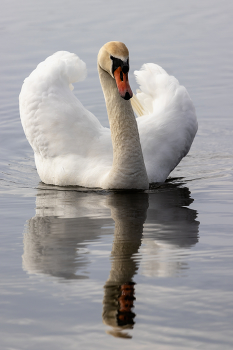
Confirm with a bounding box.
[19,42,197,189]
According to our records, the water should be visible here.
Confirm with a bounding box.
[0,0,233,348]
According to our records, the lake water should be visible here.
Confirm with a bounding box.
[0,0,233,349]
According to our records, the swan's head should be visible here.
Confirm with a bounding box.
[98,41,133,100]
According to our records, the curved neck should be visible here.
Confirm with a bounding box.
[98,65,149,189]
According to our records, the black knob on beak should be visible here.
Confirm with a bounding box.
[122,63,129,74]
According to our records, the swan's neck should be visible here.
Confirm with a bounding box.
[98,65,149,189]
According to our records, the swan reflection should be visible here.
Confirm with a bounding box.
[23,189,113,279]
[142,186,199,277]
[102,193,148,338]
[22,184,199,337]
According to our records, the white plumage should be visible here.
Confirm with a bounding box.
[133,63,197,182]
[19,46,197,189]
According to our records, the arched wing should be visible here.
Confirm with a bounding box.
[132,63,198,182]
[19,51,112,186]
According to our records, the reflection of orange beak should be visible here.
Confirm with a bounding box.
[114,67,133,100]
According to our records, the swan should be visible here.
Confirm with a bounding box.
[19,41,197,190]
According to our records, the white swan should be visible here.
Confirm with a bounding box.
[19,41,197,190]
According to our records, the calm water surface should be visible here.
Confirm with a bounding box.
[0,0,233,349]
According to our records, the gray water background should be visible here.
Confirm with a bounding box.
[0,0,233,349]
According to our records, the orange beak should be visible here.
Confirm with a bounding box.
[114,67,133,100]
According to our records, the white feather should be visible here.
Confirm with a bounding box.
[134,63,198,182]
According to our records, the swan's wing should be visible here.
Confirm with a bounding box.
[133,63,198,183]
[19,52,112,186]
